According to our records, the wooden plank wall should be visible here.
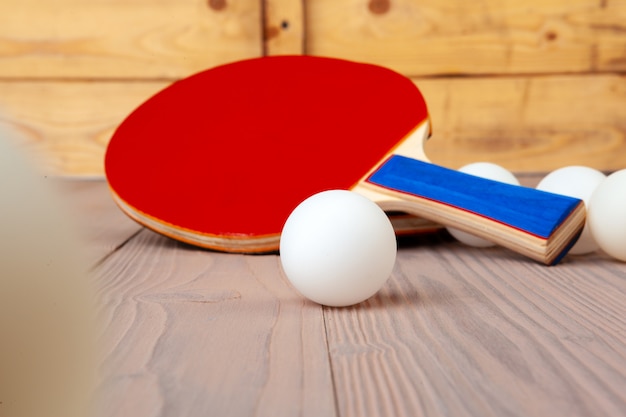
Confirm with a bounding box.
[302,0,626,172]
[1,0,625,176]
[0,0,262,175]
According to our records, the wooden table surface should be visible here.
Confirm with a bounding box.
[58,179,626,417]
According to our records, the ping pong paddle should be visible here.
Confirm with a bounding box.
[105,55,584,265]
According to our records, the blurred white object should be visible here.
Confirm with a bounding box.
[0,130,94,417]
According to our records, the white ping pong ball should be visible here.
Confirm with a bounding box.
[588,169,626,262]
[536,166,606,255]
[280,190,397,307]
[447,162,520,248]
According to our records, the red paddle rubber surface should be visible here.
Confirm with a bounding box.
[105,56,429,239]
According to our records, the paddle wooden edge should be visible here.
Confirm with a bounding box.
[108,187,281,253]
[358,183,586,265]
[106,187,441,253]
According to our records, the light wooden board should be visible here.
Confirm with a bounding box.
[420,73,626,171]
[0,0,261,79]
[60,179,625,417]
[305,0,626,76]
[1,72,624,176]
[0,81,168,176]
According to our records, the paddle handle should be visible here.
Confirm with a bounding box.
[364,156,585,265]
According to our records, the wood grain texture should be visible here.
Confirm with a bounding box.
[324,236,626,417]
[305,0,626,76]
[0,0,625,177]
[263,0,305,55]
[56,180,626,416]
[93,230,336,417]
[0,81,168,176]
[420,73,626,171]
[3,72,625,176]
[0,0,261,79]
